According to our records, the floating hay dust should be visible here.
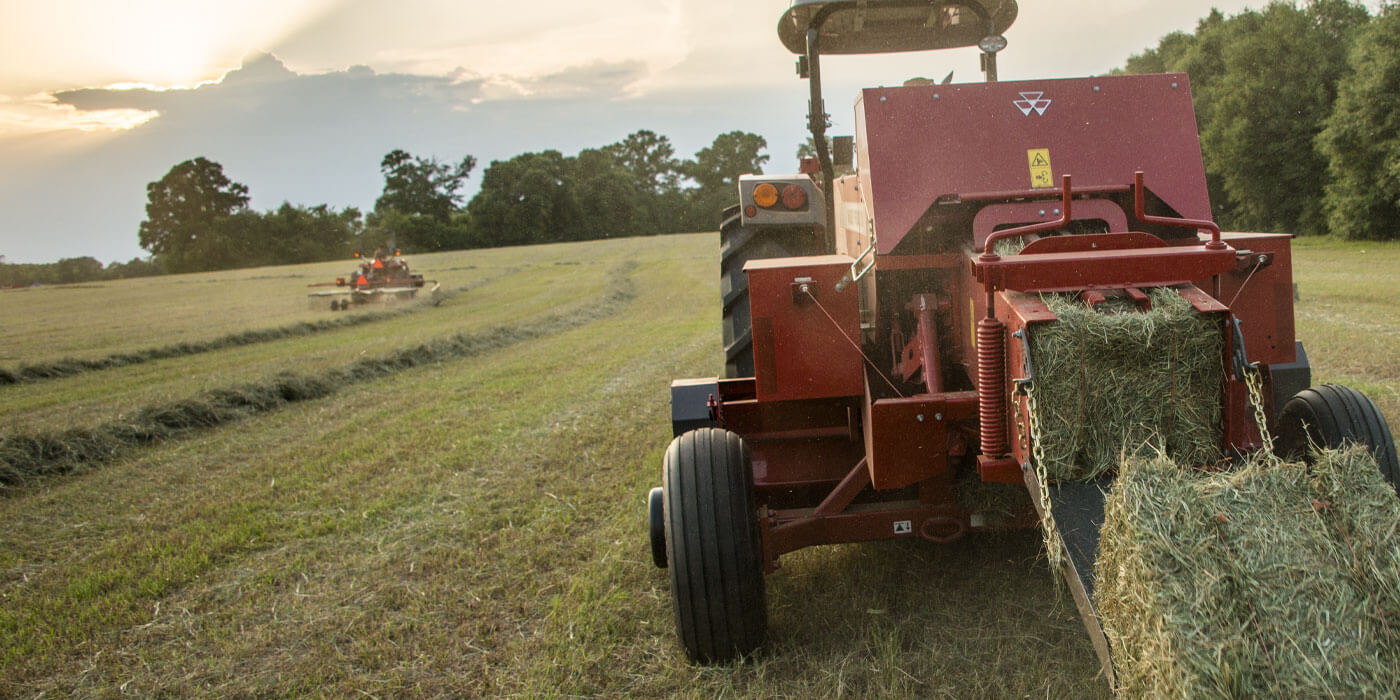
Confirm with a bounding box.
[1028,287,1222,480]
[1095,447,1400,699]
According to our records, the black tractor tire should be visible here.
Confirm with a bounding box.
[1275,383,1400,492]
[662,427,767,662]
[719,206,822,378]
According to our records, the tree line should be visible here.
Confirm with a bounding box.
[0,255,159,288]
[1118,0,1399,240]
[132,129,769,275]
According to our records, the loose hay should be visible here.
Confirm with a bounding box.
[1028,287,1223,480]
[0,280,497,386]
[1095,447,1400,699]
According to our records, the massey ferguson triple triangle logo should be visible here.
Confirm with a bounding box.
[1014,91,1051,116]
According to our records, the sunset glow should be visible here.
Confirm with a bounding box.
[0,98,159,134]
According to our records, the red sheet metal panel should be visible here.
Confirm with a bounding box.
[855,73,1211,254]
[745,256,864,402]
[1203,232,1297,366]
[864,391,977,490]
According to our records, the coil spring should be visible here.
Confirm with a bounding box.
[977,316,1008,457]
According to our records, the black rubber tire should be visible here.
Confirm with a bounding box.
[1275,383,1400,492]
[719,206,821,379]
[662,428,767,662]
[648,486,667,568]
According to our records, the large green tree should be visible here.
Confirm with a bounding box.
[1317,7,1400,240]
[466,150,580,247]
[571,147,650,240]
[1199,0,1370,236]
[374,149,477,222]
[1120,2,1372,235]
[371,149,476,252]
[680,131,769,231]
[138,157,250,273]
[253,203,363,264]
[602,130,686,233]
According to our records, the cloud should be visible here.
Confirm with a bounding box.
[0,52,797,263]
[52,53,485,118]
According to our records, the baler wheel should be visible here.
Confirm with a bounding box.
[648,487,667,568]
[330,299,340,311]
[1276,384,1400,492]
[662,428,767,662]
[719,206,821,378]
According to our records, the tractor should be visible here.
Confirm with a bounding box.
[644,0,1399,682]
[307,249,438,310]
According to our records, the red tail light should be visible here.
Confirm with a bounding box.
[781,184,807,210]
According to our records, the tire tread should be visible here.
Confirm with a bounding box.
[1276,383,1399,492]
[662,428,766,661]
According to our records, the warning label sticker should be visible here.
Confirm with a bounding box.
[1027,148,1053,188]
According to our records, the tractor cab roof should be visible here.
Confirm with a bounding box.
[778,0,1017,55]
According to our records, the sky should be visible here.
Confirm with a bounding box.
[0,0,1367,264]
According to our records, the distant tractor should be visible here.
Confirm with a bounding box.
[308,249,438,310]
[645,0,1396,678]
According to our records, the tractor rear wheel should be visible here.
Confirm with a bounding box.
[719,207,821,378]
[1275,383,1400,492]
[662,427,766,662]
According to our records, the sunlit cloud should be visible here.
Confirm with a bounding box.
[0,94,158,135]
[1,0,339,95]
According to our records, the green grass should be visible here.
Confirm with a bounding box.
[1292,237,1400,432]
[0,262,610,434]
[0,233,1393,697]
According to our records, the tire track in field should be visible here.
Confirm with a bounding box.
[0,267,521,387]
[0,263,635,488]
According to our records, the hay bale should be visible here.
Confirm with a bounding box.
[1028,287,1222,480]
[1095,447,1400,698]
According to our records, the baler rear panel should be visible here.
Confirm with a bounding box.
[855,74,1212,254]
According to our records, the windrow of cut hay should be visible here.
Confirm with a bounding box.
[1029,287,1222,480]
[1095,448,1400,698]
[0,273,513,386]
[0,265,633,487]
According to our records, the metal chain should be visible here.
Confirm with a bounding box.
[1023,383,1064,573]
[1244,364,1275,457]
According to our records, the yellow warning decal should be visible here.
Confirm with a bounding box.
[1027,148,1053,188]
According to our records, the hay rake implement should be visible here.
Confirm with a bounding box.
[644,0,1399,686]
[307,249,438,310]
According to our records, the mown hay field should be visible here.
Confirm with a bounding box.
[0,234,1394,698]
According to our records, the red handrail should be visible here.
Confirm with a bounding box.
[1134,171,1224,249]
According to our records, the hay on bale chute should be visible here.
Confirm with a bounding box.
[642,0,1400,686]
[1097,447,1400,698]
